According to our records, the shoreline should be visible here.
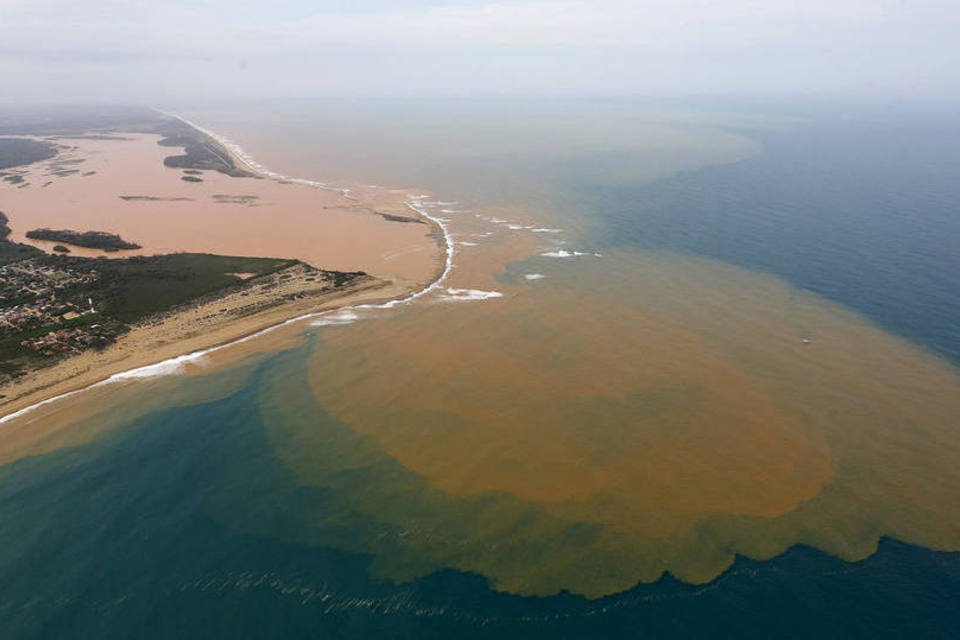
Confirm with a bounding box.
[0,113,456,425]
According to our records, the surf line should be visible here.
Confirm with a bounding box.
[0,114,456,425]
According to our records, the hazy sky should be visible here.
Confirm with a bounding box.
[1,0,957,104]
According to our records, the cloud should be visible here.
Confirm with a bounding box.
[3,0,955,54]
[0,0,957,101]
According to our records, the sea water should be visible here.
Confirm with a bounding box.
[1,99,958,638]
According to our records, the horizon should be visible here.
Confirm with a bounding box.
[1,0,958,105]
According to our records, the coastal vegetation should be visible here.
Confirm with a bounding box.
[158,122,254,178]
[0,212,369,384]
[0,246,363,384]
[379,212,426,224]
[0,212,43,266]
[79,253,300,323]
[26,228,142,251]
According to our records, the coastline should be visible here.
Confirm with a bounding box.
[0,114,455,425]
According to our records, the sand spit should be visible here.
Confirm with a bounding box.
[0,116,452,422]
[0,267,410,420]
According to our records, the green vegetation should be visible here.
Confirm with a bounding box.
[0,216,43,265]
[0,138,57,170]
[26,229,141,251]
[0,243,43,265]
[60,253,296,324]
[52,245,70,253]
[379,212,426,224]
[0,251,302,380]
[158,122,254,178]
[181,175,203,183]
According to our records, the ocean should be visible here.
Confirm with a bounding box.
[1,99,958,638]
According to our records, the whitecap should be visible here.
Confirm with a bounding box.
[310,309,360,327]
[540,250,588,258]
[109,352,205,380]
[441,288,504,301]
[524,273,546,280]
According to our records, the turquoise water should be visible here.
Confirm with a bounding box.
[1,352,958,638]
[2,101,959,637]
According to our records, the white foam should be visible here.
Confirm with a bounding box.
[531,228,563,233]
[441,288,504,302]
[524,273,546,280]
[459,241,479,247]
[309,309,360,327]
[109,353,203,380]
[541,250,586,258]
[540,250,601,258]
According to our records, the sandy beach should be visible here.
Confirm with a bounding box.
[0,121,448,420]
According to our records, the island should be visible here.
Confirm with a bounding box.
[25,228,142,251]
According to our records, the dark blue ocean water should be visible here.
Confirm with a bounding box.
[1,358,959,639]
[587,117,960,365]
[2,108,959,638]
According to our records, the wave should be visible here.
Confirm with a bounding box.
[540,250,600,258]
[525,273,546,280]
[309,309,360,327]
[0,112,457,425]
[440,288,504,302]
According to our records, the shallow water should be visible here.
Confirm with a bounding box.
[1,99,959,636]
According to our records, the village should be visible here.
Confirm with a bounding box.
[0,258,118,357]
